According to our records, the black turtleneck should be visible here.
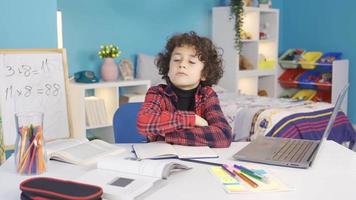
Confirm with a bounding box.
[171,84,197,111]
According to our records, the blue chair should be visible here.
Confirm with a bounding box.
[113,102,147,143]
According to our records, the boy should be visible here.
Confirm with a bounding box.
[137,32,232,148]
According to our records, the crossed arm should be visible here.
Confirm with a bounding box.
[137,87,232,148]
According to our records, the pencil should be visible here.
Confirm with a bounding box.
[233,169,258,188]
[179,158,223,166]
[234,164,269,183]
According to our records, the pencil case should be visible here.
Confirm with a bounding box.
[20,177,103,200]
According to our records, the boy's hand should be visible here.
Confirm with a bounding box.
[195,114,208,126]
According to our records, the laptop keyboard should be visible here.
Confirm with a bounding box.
[272,140,314,163]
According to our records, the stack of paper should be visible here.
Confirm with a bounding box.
[85,96,108,127]
[210,165,291,193]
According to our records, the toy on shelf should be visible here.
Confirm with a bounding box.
[258,90,268,96]
[259,22,270,40]
[244,0,253,7]
[259,54,275,69]
[240,30,253,40]
[239,55,254,70]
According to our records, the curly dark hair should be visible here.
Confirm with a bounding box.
[155,31,224,86]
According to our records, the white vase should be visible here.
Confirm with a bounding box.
[101,58,118,81]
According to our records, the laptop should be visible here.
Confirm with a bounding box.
[233,84,349,168]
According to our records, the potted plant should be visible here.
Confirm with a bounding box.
[230,0,245,52]
[98,44,121,81]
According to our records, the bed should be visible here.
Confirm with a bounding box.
[217,91,356,149]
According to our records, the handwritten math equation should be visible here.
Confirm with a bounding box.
[3,59,54,78]
[4,84,61,100]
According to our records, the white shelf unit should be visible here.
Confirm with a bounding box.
[68,79,151,142]
[212,6,279,97]
[277,60,349,113]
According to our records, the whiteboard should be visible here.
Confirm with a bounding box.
[0,49,71,147]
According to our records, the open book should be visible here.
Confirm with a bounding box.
[46,138,126,166]
[132,142,218,159]
[76,156,191,200]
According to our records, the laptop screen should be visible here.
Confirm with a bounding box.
[321,84,349,141]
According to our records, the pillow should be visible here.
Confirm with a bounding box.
[136,53,164,86]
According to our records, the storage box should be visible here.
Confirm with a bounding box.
[311,91,331,103]
[317,52,342,72]
[292,89,317,101]
[300,51,323,69]
[278,68,305,88]
[297,70,321,89]
[279,49,305,69]
[315,72,332,90]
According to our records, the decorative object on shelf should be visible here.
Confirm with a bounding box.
[259,54,275,70]
[74,71,99,83]
[98,44,121,82]
[118,58,134,80]
[230,0,245,52]
[259,22,270,40]
[239,55,254,70]
[258,0,271,9]
[244,0,253,7]
[240,30,252,40]
[258,90,268,96]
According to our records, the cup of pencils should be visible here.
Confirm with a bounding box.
[14,112,47,175]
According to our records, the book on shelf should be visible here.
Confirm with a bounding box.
[46,138,126,166]
[132,142,218,159]
[76,155,191,200]
[85,96,108,127]
[209,164,291,193]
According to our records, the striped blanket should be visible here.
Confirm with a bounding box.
[264,108,356,148]
[218,93,355,147]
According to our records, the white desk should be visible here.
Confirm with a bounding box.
[1,141,356,200]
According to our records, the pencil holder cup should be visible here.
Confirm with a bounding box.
[14,112,47,175]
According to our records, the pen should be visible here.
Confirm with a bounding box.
[233,169,259,188]
[179,158,223,166]
[221,164,239,179]
[233,164,268,183]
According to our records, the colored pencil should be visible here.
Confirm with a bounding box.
[233,169,259,188]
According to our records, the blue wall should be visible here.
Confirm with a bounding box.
[1,0,355,122]
[0,0,57,48]
[57,0,220,77]
[281,0,356,122]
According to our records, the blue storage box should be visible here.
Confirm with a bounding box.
[297,70,321,89]
[317,52,342,72]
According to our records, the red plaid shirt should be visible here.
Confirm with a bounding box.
[137,83,232,148]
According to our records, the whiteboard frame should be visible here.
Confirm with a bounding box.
[0,48,72,150]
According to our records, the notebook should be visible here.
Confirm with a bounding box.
[132,142,218,159]
[233,84,348,168]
